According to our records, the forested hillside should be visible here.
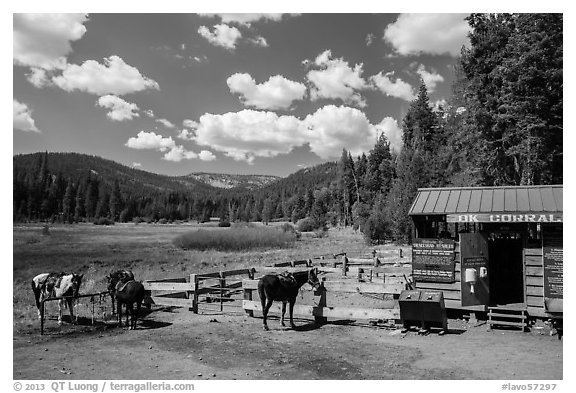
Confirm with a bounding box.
[13,14,562,244]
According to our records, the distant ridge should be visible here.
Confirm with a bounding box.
[182,172,280,190]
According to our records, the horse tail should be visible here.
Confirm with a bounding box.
[31,279,41,309]
[257,280,266,310]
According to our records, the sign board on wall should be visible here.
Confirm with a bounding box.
[543,225,563,312]
[412,238,456,283]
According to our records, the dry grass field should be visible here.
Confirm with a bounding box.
[13,223,562,380]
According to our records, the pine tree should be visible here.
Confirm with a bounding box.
[62,178,75,223]
[109,179,122,221]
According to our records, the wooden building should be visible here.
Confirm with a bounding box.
[408,185,562,320]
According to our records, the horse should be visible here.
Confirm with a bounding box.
[114,280,145,330]
[257,268,321,331]
[31,272,83,325]
[106,270,135,314]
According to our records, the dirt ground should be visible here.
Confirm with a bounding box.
[13,306,562,380]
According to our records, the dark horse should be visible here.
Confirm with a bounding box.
[106,270,135,314]
[114,280,145,330]
[258,268,321,331]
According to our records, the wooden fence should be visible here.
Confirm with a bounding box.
[142,252,412,324]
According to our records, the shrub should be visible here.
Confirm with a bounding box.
[93,217,114,226]
[173,226,297,251]
[296,217,326,232]
[218,221,231,227]
[158,218,168,224]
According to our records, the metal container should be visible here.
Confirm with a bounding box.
[399,290,422,326]
[419,290,448,330]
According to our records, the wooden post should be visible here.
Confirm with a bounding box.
[244,270,254,317]
[314,277,327,325]
[342,256,348,276]
[357,267,363,282]
[219,272,225,312]
[374,257,380,267]
[190,274,199,313]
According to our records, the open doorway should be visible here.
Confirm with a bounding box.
[488,232,524,306]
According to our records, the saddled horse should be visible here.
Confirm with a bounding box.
[31,272,83,325]
[258,268,321,331]
[114,280,145,330]
[106,270,135,314]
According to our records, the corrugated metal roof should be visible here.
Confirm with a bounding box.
[409,185,562,215]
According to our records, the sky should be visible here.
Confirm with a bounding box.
[13,12,474,177]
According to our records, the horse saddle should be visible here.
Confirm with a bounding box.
[277,272,297,288]
[116,280,135,293]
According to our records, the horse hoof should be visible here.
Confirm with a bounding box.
[290,324,296,329]
[263,325,269,331]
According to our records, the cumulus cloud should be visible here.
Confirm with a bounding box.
[192,110,306,163]
[306,50,370,107]
[177,129,194,140]
[198,13,290,25]
[384,14,470,56]
[190,105,382,162]
[143,109,155,118]
[227,73,307,110]
[132,162,142,168]
[371,71,415,102]
[126,131,176,152]
[126,131,209,162]
[249,36,269,47]
[303,105,378,159]
[183,119,199,129]
[156,118,176,128]
[198,24,242,50]
[366,33,376,46]
[52,55,159,96]
[97,95,139,121]
[13,99,40,132]
[375,117,403,154]
[163,145,198,162]
[13,13,88,71]
[415,64,444,92]
[199,150,217,161]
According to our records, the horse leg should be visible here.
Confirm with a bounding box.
[133,301,142,330]
[111,294,116,315]
[117,300,122,327]
[263,298,273,331]
[289,299,296,329]
[67,298,76,324]
[126,303,133,330]
[58,299,63,326]
[281,302,287,327]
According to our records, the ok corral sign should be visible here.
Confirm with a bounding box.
[446,213,563,223]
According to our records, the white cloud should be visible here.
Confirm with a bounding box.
[132,162,142,168]
[249,36,269,47]
[183,119,199,129]
[303,105,378,159]
[415,64,444,92]
[177,129,194,140]
[52,55,159,96]
[190,105,382,162]
[366,33,376,46]
[13,99,40,133]
[371,71,415,102]
[193,109,306,163]
[199,150,217,161]
[375,117,403,154]
[384,14,470,56]
[163,145,198,162]
[97,95,140,121]
[156,118,176,128]
[227,73,306,110]
[126,131,207,162]
[26,68,51,88]
[143,109,155,118]
[198,13,289,25]
[13,14,88,71]
[198,24,242,50]
[306,50,370,107]
[125,131,176,152]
